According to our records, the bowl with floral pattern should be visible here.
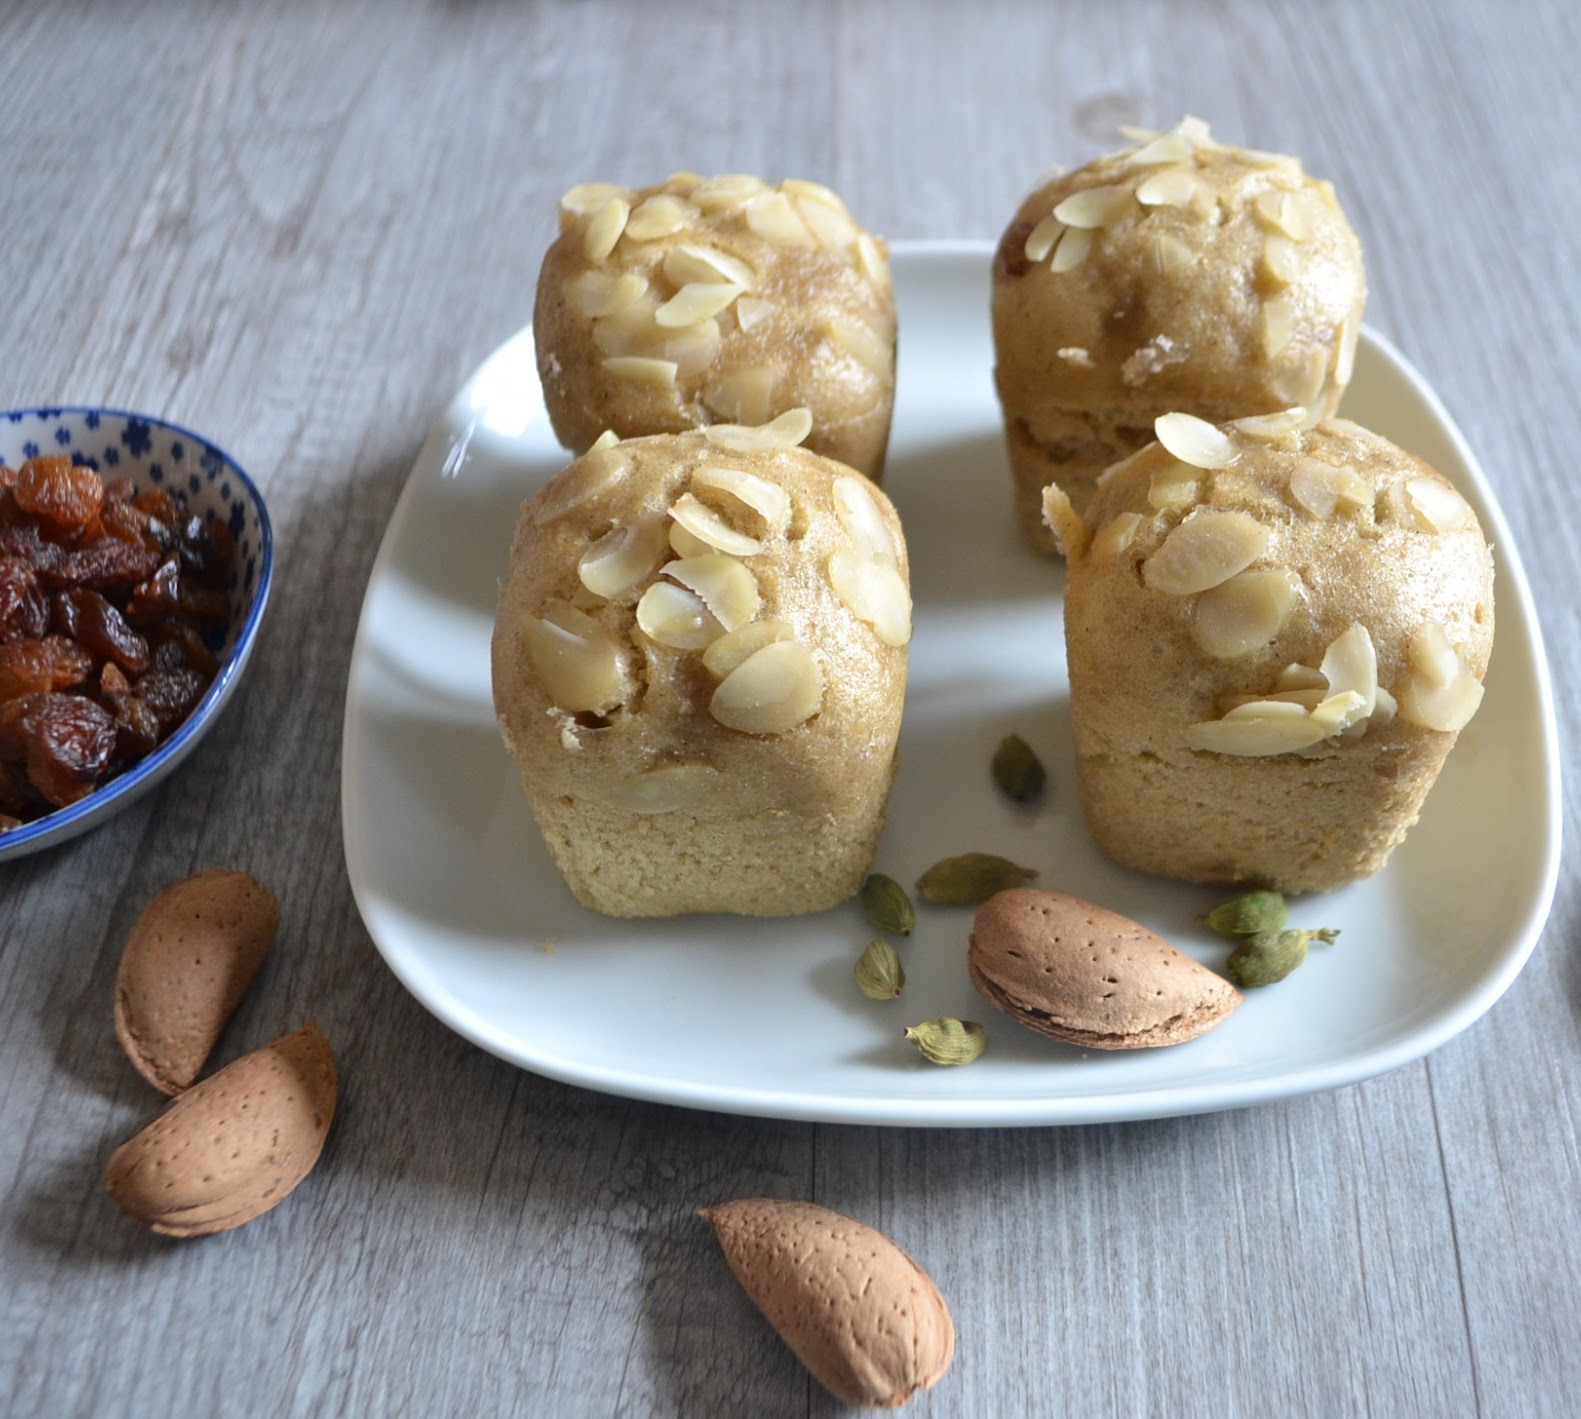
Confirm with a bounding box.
[0,407,271,861]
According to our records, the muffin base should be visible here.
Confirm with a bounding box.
[1004,415,1149,557]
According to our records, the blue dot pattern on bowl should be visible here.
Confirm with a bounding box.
[1,408,268,661]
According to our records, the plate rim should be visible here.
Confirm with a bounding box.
[340,239,1562,1127]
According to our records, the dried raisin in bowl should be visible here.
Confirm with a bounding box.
[0,407,271,862]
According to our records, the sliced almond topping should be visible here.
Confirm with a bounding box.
[578,519,665,598]
[606,763,720,815]
[1193,569,1299,658]
[663,554,760,631]
[1335,307,1361,385]
[1147,462,1201,510]
[709,640,824,734]
[853,233,888,285]
[1405,476,1469,533]
[1276,345,1330,407]
[1128,131,1195,166]
[534,446,629,525]
[1238,145,1303,174]
[826,317,892,377]
[663,318,722,377]
[656,281,742,328]
[665,171,704,192]
[1057,346,1095,368]
[589,430,620,451]
[1231,407,1310,439]
[795,195,858,250]
[1290,459,1372,519]
[592,294,662,356]
[1135,168,1201,208]
[734,296,775,332]
[781,178,844,208]
[701,620,796,678]
[602,355,678,388]
[1260,234,1302,288]
[668,494,762,557]
[1275,662,1329,691]
[832,475,896,560]
[1186,712,1327,757]
[1223,699,1310,722]
[1260,296,1294,358]
[1407,622,1459,688]
[664,244,756,290]
[827,549,911,646]
[689,174,765,211]
[1311,690,1369,735]
[1253,189,1313,241]
[1089,511,1143,560]
[635,581,723,650]
[1155,411,1237,469]
[1373,685,1398,723]
[1399,671,1483,732]
[1053,184,1134,228]
[1041,484,1088,559]
[703,367,776,426]
[624,193,700,241]
[564,270,648,319]
[693,465,791,535]
[705,407,813,452]
[745,191,811,244]
[668,521,712,558]
[583,198,630,261]
[560,182,633,219]
[1320,623,1378,716]
[1142,510,1268,595]
[520,601,629,712]
[1219,687,1328,713]
[1149,233,1195,277]
[1174,115,1213,144]
[1050,226,1095,272]
[1024,214,1065,263]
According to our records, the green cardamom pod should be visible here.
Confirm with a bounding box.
[915,852,1038,905]
[860,873,915,936]
[1226,927,1340,988]
[1198,890,1287,940]
[854,939,905,1000]
[904,1017,987,1066]
[991,733,1046,803]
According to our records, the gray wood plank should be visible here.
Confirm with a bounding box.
[1,1,1577,1415]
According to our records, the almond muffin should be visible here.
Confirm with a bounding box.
[1051,411,1493,892]
[536,173,895,480]
[994,116,1366,552]
[492,410,911,917]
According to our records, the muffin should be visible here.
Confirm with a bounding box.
[993,116,1366,552]
[492,409,912,917]
[536,173,896,480]
[1050,411,1493,892]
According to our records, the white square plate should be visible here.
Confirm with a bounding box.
[341,243,1560,1126]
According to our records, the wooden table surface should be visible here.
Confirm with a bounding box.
[3,2,1576,1414]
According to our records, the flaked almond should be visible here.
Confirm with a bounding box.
[1155,411,1237,469]
[1405,476,1470,533]
[700,1198,954,1409]
[705,407,813,453]
[606,763,720,815]
[664,243,756,291]
[663,554,760,631]
[663,318,722,377]
[689,174,765,211]
[733,297,775,332]
[1149,233,1195,277]
[520,601,630,711]
[668,521,713,558]
[602,354,678,388]
[852,232,888,285]
[583,197,629,261]
[1142,510,1268,595]
[623,193,699,241]
[1260,234,1302,287]
[693,465,791,536]
[1193,568,1299,659]
[669,494,762,556]
[1276,345,1329,407]
[1231,406,1311,439]
[969,889,1240,1049]
[1407,621,1459,687]
[1260,295,1294,358]
[709,641,823,734]
[656,282,743,329]
[1147,461,1201,510]
[564,270,648,319]
[1050,225,1094,272]
[745,191,811,244]
[1335,306,1361,385]
[578,519,665,598]
[114,870,278,1096]
[1399,666,1484,732]
[106,1023,336,1237]
[533,446,629,525]
[828,548,912,646]
[701,619,795,678]
[636,581,723,650]
[1024,214,1065,263]
[826,317,891,377]
[1289,458,1372,519]
[1054,183,1133,228]
[704,367,777,426]
[1135,167,1201,208]
[1185,711,1328,756]
[832,474,897,561]
[1320,623,1378,716]
[1276,662,1329,691]
[560,182,632,219]
[592,294,662,357]
[1128,131,1194,166]
[795,193,858,249]
[1089,511,1143,560]
[1253,188,1312,240]
[1041,484,1088,559]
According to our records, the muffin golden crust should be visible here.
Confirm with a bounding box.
[994,117,1366,551]
[536,174,896,480]
[1055,413,1493,893]
[492,412,911,917]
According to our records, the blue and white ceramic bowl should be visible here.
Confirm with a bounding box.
[0,407,272,862]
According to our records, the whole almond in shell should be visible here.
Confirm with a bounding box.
[969,888,1239,1049]
[114,869,279,1094]
[106,1022,336,1237]
[701,1198,954,1409]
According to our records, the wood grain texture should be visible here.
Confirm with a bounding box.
[2,1,1577,1414]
